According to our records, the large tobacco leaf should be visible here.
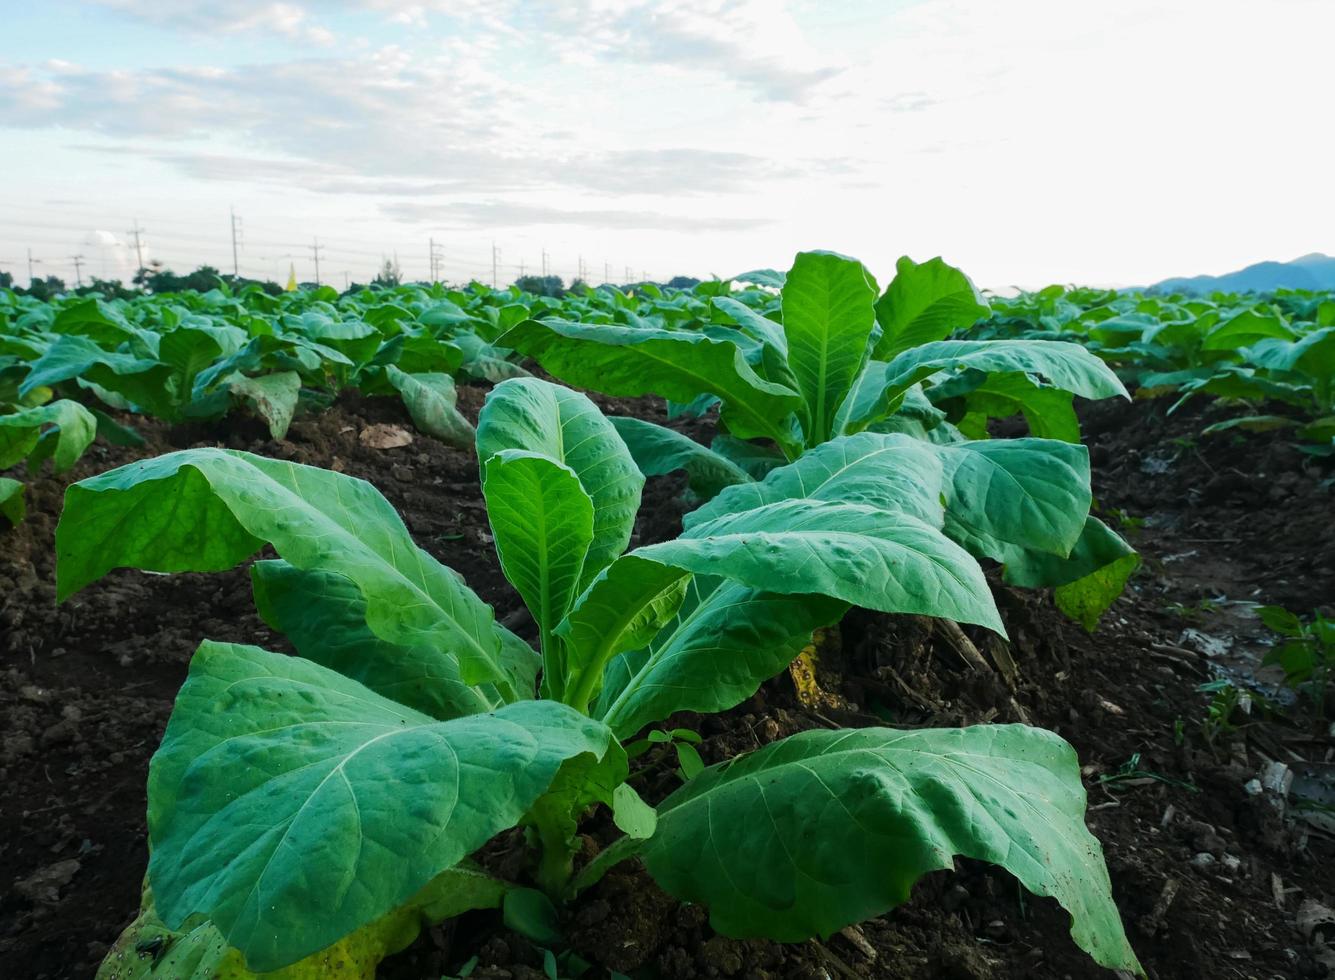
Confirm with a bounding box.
[933,437,1091,560]
[477,377,642,593]
[872,255,990,361]
[595,576,846,739]
[0,398,97,472]
[780,251,878,444]
[846,339,1127,432]
[634,498,1004,634]
[609,416,752,498]
[146,642,613,971]
[497,319,803,453]
[683,432,945,530]
[56,448,517,690]
[249,560,531,718]
[483,450,594,681]
[642,724,1142,975]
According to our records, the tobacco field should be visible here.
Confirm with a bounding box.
[2,253,1333,979]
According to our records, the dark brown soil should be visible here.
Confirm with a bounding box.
[2,389,1332,979]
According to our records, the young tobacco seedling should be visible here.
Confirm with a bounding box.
[64,377,1142,978]
[1260,605,1335,712]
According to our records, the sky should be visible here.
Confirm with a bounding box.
[0,0,1332,291]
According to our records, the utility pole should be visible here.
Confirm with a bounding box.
[604,261,611,284]
[429,238,444,283]
[578,255,586,283]
[127,220,146,275]
[491,242,501,288]
[229,209,242,277]
[343,271,350,290]
[625,265,634,282]
[308,237,323,285]
[27,248,40,283]
[541,248,550,278]
[70,254,86,287]
[519,260,526,278]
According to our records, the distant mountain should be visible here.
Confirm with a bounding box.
[1151,253,1335,294]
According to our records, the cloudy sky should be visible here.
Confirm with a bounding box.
[1,0,1332,290]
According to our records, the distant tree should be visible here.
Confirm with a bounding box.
[0,270,12,290]
[372,258,402,287]
[513,274,565,298]
[568,277,590,293]
[135,262,224,293]
[666,275,701,289]
[76,277,137,300]
[131,261,279,296]
[24,275,68,300]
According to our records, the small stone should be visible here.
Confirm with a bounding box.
[1188,852,1216,870]
[1220,853,1242,873]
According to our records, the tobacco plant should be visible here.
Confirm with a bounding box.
[500,252,1138,628]
[62,377,1142,978]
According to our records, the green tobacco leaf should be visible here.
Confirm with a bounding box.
[683,432,945,531]
[386,366,474,449]
[91,407,145,447]
[249,560,518,718]
[1201,414,1299,435]
[98,869,507,980]
[1004,517,1139,630]
[781,251,878,445]
[611,783,658,839]
[497,319,803,454]
[477,378,643,592]
[596,576,847,739]
[954,372,1081,443]
[935,438,1091,560]
[453,333,531,382]
[0,478,24,526]
[887,339,1128,401]
[56,448,514,689]
[0,399,97,472]
[226,371,301,439]
[50,297,137,345]
[634,498,1003,634]
[851,340,1127,433]
[557,555,690,711]
[147,642,613,971]
[160,327,226,399]
[483,450,594,686]
[872,255,990,361]
[642,725,1142,975]
[609,416,752,499]
[1201,309,1295,351]
[711,296,788,354]
[709,435,785,480]
[21,334,178,416]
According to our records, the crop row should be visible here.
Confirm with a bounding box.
[13,250,1326,977]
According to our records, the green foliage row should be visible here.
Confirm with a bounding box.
[973,284,1335,455]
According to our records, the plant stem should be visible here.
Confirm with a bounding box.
[533,817,577,898]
